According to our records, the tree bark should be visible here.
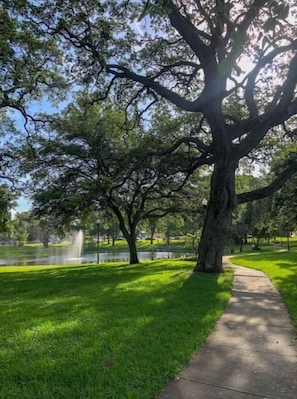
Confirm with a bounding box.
[127,234,139,264]
[110,206,140,264]
[195,159,237,273]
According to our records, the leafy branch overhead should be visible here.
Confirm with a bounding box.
[23,1,297,185]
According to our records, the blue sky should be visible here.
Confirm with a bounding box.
[16,196,31,212]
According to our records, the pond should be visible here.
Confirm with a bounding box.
[0,250,193,266]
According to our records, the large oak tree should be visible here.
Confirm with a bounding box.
[19,0,297,271]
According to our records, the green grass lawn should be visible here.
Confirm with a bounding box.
[0,259,233,399]
[231,250,297,330]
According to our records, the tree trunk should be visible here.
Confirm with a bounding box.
[111,206,140,264]
[121,228,139,264]
[127,235,139,264]
[195,160,237,273]
[149,225,156,244]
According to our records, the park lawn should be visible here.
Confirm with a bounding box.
[0,259,233,399]
[230,251,297,330]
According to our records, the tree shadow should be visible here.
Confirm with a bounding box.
[0,260,233,399]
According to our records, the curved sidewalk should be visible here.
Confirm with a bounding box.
[157,257,297,399]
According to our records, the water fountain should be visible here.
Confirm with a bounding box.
[67,229,84,260]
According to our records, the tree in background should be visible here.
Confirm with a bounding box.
[0,113,21,184]
[145,217,159,245]
[11,212,30,246]
[94,211,120,246]
[270,146,297,247]
[272,190,296,250]
[161,215,184,245]
[240,197,276,249]
[25,100,197,263]
[27,215,58,248]
[0,185,16,242]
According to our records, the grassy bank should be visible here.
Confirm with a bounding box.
[231,250,297,329]
[85,237,196,254]
[0,259,233,399]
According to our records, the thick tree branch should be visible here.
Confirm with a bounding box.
[154,61,201,79]
[164,0,210,66]
[106,64,205,112]
[237,0,267,33]
[229,54,297,160]
[237,161,297,204]
[244,42,297,117]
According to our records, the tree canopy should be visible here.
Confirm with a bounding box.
[0,1,63,117]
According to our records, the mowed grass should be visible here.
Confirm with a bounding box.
[0,260,233,399]
[231,251,297,329]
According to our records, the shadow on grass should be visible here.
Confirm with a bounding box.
[0,260,232,399]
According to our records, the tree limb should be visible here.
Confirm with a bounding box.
[237,161,297,204]
[106,64,205,112]
[164,0,211,65]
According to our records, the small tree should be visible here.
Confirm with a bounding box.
[12,212,30,246]
[0,185,16,236]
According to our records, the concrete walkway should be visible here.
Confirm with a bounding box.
[157,258,297,399]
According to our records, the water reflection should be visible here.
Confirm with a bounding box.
[0,251,190,266]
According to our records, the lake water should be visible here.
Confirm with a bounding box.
[0,251,192,266]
